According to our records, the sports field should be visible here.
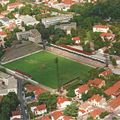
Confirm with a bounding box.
[4,51,92,88]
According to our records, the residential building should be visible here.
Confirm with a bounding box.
[0,71,17,96]
[41,14,73,28]
[100,33,115,41]
[74,84,88,99]
[72,37,80,44]
[31,104,47,116]
[88,94,106,108]
[78,102,95,117]
[55,22,76,34]
[104,81,120,98]
[0,0,9,5]
[51,111,63,120]
[89,108,105,119]
[16,29,42,44]
[109,96,120,111]
[99,69,112,77]
[57,96,71,109]
[18,15,39,26]
[10,111,21,120]
[87,78,105,88]
[93,25,109,33]
[7,2,23,11]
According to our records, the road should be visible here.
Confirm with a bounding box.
[17,78,30,120]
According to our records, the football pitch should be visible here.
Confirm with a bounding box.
[4,51,92,88]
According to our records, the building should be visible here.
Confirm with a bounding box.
[0,71,17,96]
[10,111,21,120]
[55,22,76,34]
[99,69,112,77]
[89,108,105,119]
[16,29,42,44]
[72,37,80,44]
[41,14,73,28]
[31,104,47,116]
[0,0,9,5]
[57,96,71,109]
[51,111,63,120]
[93,25,109,33]
[7,2,23,11]
[104,81,120,98]
[100,33,115,41]
[109,96,120,111]
[78,102,95,117]
[74,84,88,99]
[18,15,39,26]
[87,78,105,88]
[88,94,106,108]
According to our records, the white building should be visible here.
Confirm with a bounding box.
[93,25,109,33]
[74,84,88,99]
[31,104,47,116]
[57,96,71,109]
[0,71,17,96]
[18,15,39,26]
[10,111,21,120]
[41,14,73,28]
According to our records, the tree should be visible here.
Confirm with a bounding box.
[39,92,57,111]
[110,56,117,67]
[9,0,16,3]
[64,103,78,117]
[100,111,109,119]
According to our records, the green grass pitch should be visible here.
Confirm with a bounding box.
[4,51,92,88]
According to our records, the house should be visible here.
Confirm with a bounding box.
[7,2,23,11]
[40,115,51,120]
[109,96,120,111]
[89,108,105,119]
[16,29,42,44]
[100,33,115,41]
[88,94,106,108]
[99,69,112,77]
[51,111,63,120]
[104,81,120,98]
[74,84,89,99]
[0,17,10,26]
[72,37,80,44]
[55,22,76,34]
[93,25,109,33]
[0,30,7,41]
[41,14,73,28]
[78,102,95,117]
[57,96,71,109]
[10,111,21,120]
[31,104,47,116]
[62,0,73,5]
[0,0,9,5]
[0,71,17,96]
[87,78,105,88]
[18,15,39,26]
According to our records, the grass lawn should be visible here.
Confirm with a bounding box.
[4,51,92,88]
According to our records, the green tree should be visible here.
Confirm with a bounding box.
[64,103,78,117]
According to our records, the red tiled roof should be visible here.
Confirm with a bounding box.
[63,116,73,120]
[88,94,103,102]
[51,111,63,120]
[13,118,21,120]
[93,25,109,29]
[72,37,80,41]
[76,84,88,94]
[100,33,114,37]
[7,2,22,9]
[25,84,39,92]
[0,31,6,35]
[40,115,51,120]
[34,104,46,111]
[99,69,112,76]
[88,78,104,87]
[109,96,120,109]
[79,109,86,113]
[104,81,120,96]
[90,108,104,118]
[57,96,69,104]
[63,0,73,4]
[12,111,21,116]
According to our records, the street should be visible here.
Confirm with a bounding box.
[17,78,30,120]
